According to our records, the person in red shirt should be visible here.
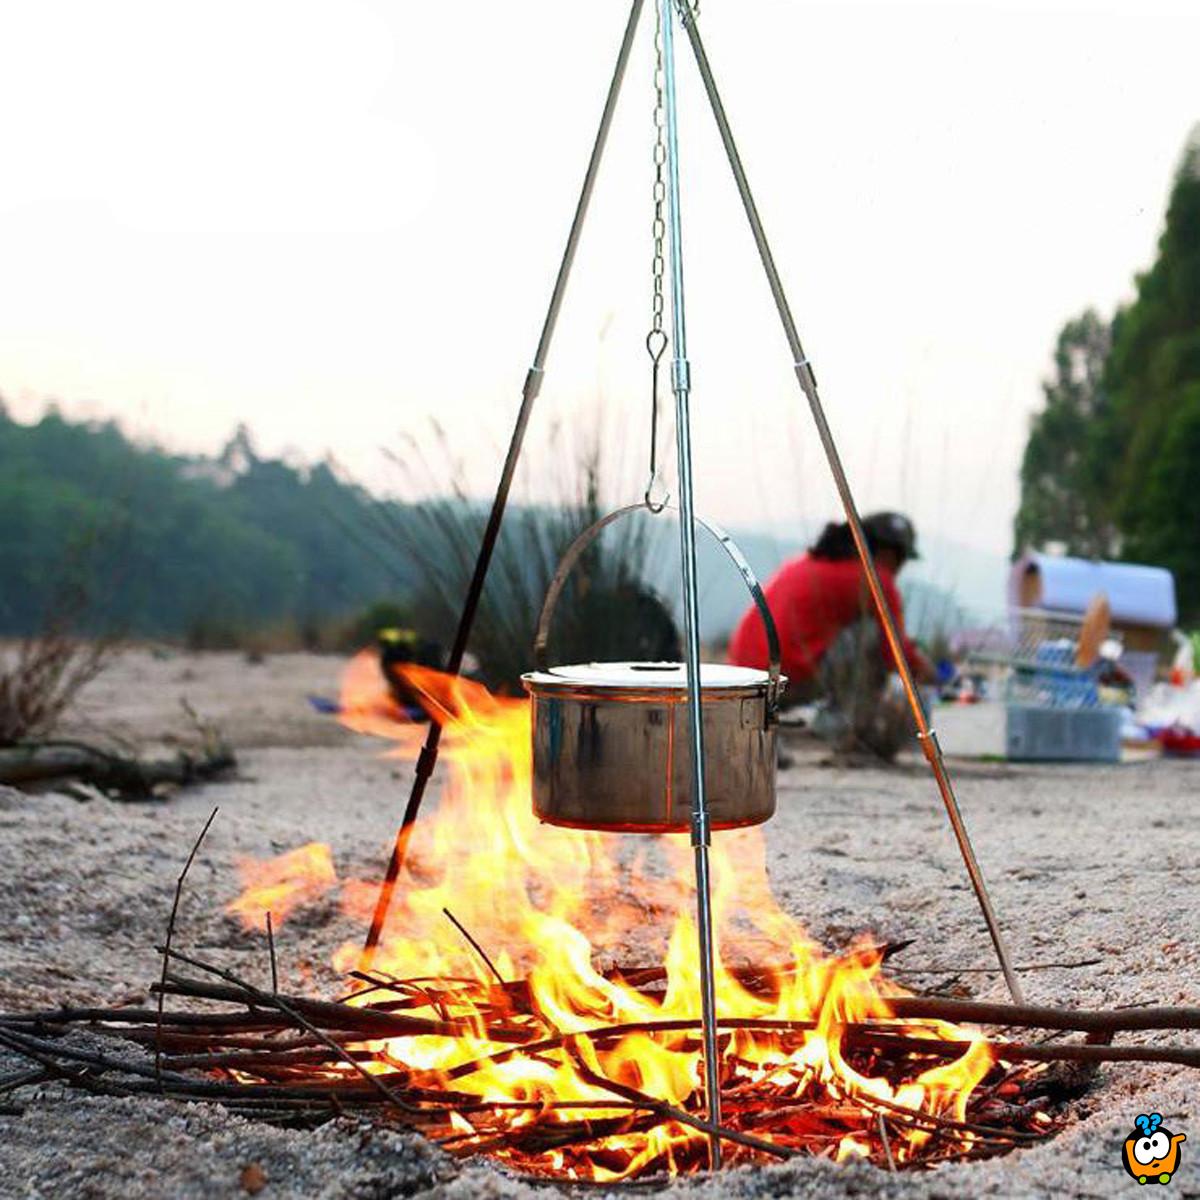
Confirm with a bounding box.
[728,512,935,749]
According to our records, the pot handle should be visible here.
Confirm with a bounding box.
[533,503,784,716]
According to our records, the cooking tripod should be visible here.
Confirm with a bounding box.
[361,0,1023,1169]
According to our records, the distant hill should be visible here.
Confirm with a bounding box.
[0,409,410,639]
[0,406,1004,653]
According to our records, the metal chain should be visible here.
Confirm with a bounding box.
[644,2,670,513]
[650,11,667,345]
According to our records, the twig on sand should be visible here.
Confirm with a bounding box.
[888,957,1103,977]
[155,806,219,1088]
[888,995,1200,1034]
[0,1067,50,1095]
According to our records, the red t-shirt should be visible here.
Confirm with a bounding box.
[727,554,919,683]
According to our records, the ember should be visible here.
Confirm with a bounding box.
[217,652,1046,1179]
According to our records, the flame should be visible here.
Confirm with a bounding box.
[225,841,337,932]
[230,651,997,1177]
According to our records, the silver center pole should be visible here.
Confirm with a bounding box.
[659,0,722,1168]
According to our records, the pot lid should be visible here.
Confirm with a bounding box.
[522,660,771,690]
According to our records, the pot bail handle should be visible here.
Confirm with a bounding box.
[533,503,784,714]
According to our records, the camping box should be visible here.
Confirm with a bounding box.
[1005,703,1122,763]
[1008,553,1177,694]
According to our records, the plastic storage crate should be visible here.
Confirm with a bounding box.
[1005,703,1122,763]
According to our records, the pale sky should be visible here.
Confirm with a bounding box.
[0,0,1196,558]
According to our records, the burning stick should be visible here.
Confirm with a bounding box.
[877,1114,896,1173]
[442,907,506,987]
[563,1039,797,1161]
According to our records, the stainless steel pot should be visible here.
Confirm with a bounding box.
[521,505,785,832]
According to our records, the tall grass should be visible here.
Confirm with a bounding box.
[377,422,680,693]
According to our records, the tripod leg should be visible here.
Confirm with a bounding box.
[360,0,647,969]
[677,7,1024,1005]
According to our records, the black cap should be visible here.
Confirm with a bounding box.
[862,511,920,561]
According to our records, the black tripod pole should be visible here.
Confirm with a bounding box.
[676,4,1024,1004]
[360,0,646,969]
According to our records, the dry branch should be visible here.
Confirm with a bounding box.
[888,995,1200,1034]
[0,740,235,797]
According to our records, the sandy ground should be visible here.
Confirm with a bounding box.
[1,650,1198,1199]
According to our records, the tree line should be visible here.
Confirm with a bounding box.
[0,412,411,642]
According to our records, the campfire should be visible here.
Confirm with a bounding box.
[217,652,1047,1179]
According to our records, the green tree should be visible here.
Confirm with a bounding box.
[1103,127,1200,618]
[1125,383,1200,615]
[1013,309,1115,558]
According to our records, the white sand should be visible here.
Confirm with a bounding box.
[1,650,1197,1198]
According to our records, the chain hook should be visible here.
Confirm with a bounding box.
[644,480,670,513]
[644,330,670,512]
